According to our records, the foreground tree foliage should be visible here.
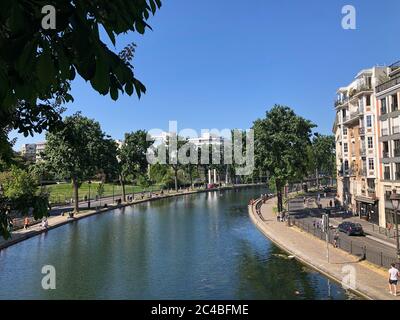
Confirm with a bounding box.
[253,105,315,213]
[0,0,161,159]
[44,113,115,214]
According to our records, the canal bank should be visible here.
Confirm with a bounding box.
[249,196,399,300]
[0,184,260,252]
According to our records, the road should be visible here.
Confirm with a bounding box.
[288,194,397,261]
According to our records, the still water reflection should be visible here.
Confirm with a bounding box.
[0,187,359,299]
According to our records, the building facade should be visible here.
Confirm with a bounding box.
[375,61,400,228]
[21,142,46,163]
[334,67,386,226]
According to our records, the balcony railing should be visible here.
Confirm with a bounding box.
[376,75,400,93]
[382,128,389,136]
[383,150,390,158]
[335,97,349,108]
[389,61,400,76]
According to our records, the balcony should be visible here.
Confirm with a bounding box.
[383,150,390,158]
[376,75,400,93]
[389,61,400,77]
[382,128,389,136]
[343,111,361,126]
[335,97,349,108]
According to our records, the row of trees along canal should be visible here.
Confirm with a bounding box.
[0,0,335,239]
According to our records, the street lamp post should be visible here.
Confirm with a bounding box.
[112,183,115,203]
[390,189,400,262]
[88,181,92,209]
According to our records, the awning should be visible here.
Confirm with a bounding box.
[355,196,377,205]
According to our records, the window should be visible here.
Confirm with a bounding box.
[367,116,373,127]
[384,166,391,180]
[344,143,348,153]
[395,140,400,157]
[381,98,387,114]
[396,164,400,181]
[366,95,371,106]
[343,128,348,135]
[367,137,373,149]
[392,94,399,112]
[368,158,374,171]
[344,160,349,171]
[383,141,389,158]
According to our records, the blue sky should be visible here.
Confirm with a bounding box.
[12,0,400,149]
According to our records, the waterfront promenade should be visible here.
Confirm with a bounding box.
[249,196,400,300]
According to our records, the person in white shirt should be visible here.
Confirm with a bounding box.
[388,263,400,296]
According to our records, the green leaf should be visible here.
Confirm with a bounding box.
[36,51,55,88]
[90,54,110,95]
[125,82,133,95]
[110,85,118,101]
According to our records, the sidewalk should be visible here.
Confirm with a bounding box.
[249,196,400,300]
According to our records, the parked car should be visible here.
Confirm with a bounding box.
[338,222,364,236]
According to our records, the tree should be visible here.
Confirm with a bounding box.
[253,105,315,213]
[118,130,153,201]
[0,166,49,238]
[308,134,336,185]
[43,113,111,214]
[0,0,162,163]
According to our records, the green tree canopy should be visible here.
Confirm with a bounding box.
[253,105,315,212]
[43,112,113,213]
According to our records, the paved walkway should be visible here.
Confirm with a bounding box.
[249,196,400,300]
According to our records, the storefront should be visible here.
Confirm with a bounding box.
[355,196,379,225]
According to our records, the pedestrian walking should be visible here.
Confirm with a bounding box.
[303,197,306,205]
[41,217,48,230]
[333,230,339,248]
[23,217,29,230]
[388,263,400,296]
[329,200,333,208]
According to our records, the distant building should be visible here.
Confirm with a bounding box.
[21,142,46,163]
[21,144,37,162]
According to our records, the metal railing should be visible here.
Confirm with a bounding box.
[291,218,397,269]
[376,75,400,93]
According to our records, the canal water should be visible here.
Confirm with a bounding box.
[0,187,358,299]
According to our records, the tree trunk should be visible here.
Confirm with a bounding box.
[119,174,126,202]
[276,180,283,213]
[189,171,193,189]
[174,168,178,192]
[315,168,319,188]
[72,177,79,214]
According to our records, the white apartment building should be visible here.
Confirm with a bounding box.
[334,67,387,225]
